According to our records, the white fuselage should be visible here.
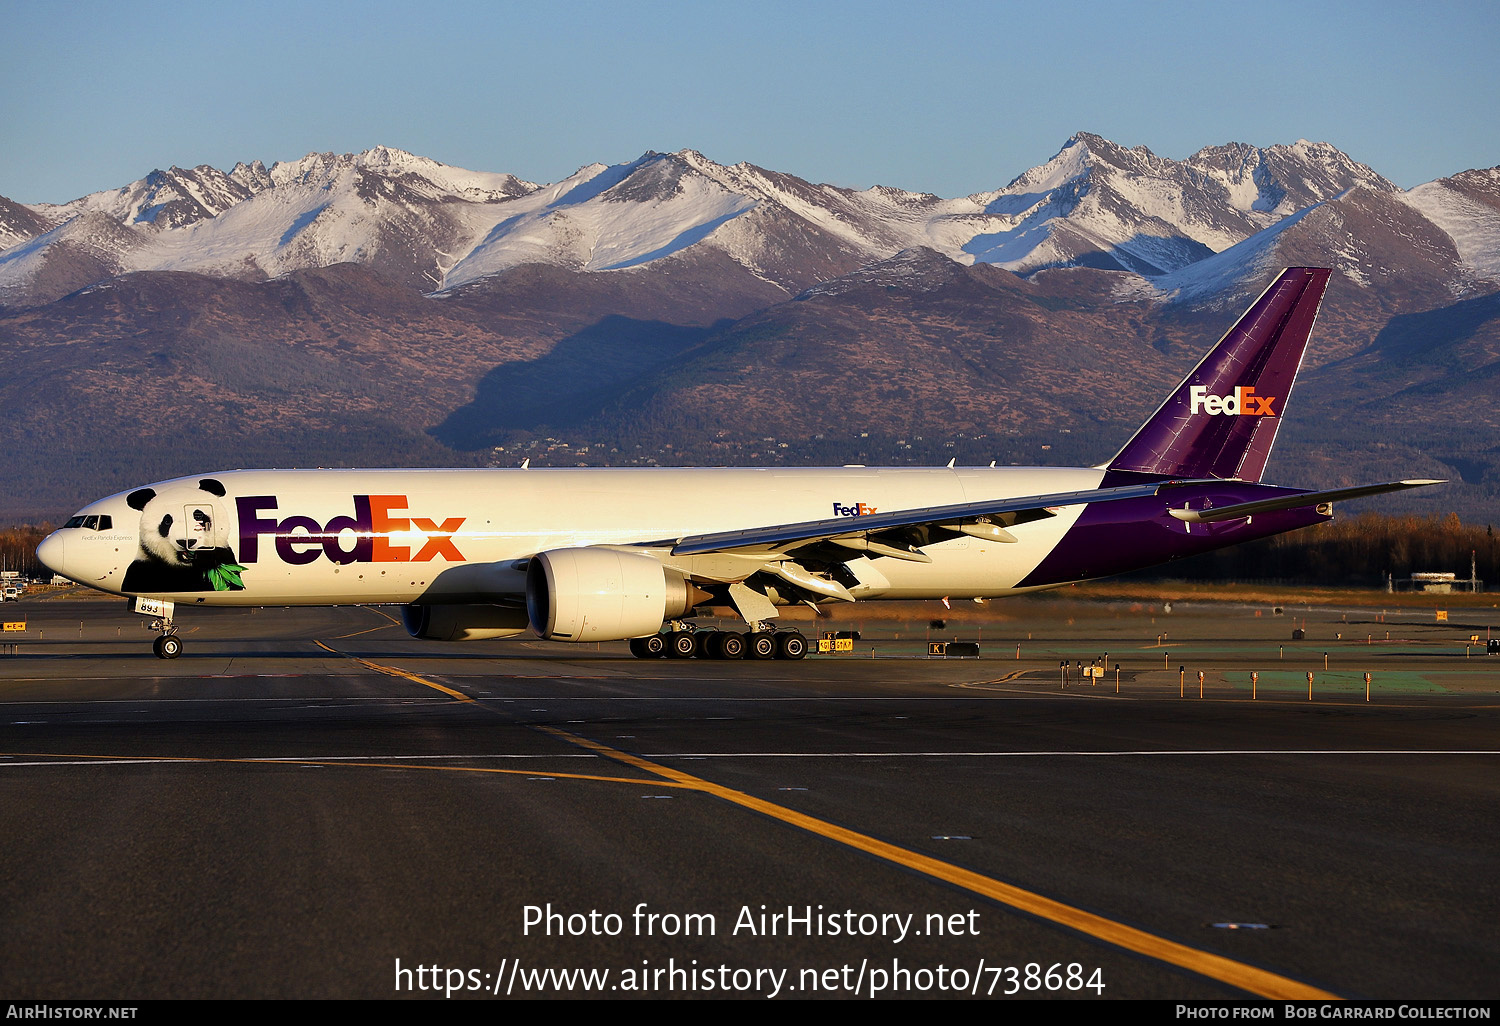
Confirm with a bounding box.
[46,466,1103,606]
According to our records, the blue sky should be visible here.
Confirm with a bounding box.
[3,0,1496,204]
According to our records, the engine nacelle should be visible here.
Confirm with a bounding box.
[526,547,707,642]
[402,603,529,642]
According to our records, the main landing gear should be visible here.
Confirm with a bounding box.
[629,628,808,660]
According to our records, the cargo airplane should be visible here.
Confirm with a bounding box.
[37,267,1438,660]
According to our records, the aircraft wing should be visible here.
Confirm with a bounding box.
[670,480,1178,560]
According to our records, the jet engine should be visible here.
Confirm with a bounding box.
[402,603,530,642]
[525,547,709,642]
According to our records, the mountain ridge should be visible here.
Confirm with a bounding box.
[4,135,1478,309]
[1,135,1496,526]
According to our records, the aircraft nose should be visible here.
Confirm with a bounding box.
[36,532,65,578]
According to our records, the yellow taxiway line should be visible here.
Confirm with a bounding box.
[538,725,1340,1001]
[317,647,1341,1000]
[314,640,474,702]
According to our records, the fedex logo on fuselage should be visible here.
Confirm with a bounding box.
[1188,385,1277,417]
[236,495,466,565]
[833,502,878,517]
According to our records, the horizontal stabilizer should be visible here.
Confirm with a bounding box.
[1168,480,1445,523]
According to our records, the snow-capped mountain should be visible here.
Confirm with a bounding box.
[1401,168,1500,283]
[955,134,1398,276]
[1,135,1464,308]
[441,149,987,292]
[0,195,56,250]
[439,136,1406,289]
[1152,173,1490,313]
[0,147,537,303]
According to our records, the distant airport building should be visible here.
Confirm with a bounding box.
[1390,555,1485,593]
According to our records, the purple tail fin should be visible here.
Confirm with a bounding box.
[1108,266,1331,482]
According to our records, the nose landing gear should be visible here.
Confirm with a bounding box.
[133,598,183,659]
[152,632,183,659]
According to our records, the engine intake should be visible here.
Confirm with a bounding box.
[526,548,708,642]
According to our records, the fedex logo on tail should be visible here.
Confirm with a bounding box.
[1188,385,1277,417]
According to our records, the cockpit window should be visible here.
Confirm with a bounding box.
[97,515,112,530]
[63,515,112,531]
[65,516,85,529]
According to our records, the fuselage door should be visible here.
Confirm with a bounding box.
[185,504,216,553]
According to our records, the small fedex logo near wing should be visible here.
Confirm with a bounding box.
[833,502,878,517]
[236,495,465,565]
[1188,385,1277,416]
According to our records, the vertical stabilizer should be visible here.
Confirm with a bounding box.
[1108,267,1330,481]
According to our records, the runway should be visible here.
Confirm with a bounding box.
[1,597,1497,999]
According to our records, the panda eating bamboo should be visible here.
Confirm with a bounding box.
[121,478,246,593]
